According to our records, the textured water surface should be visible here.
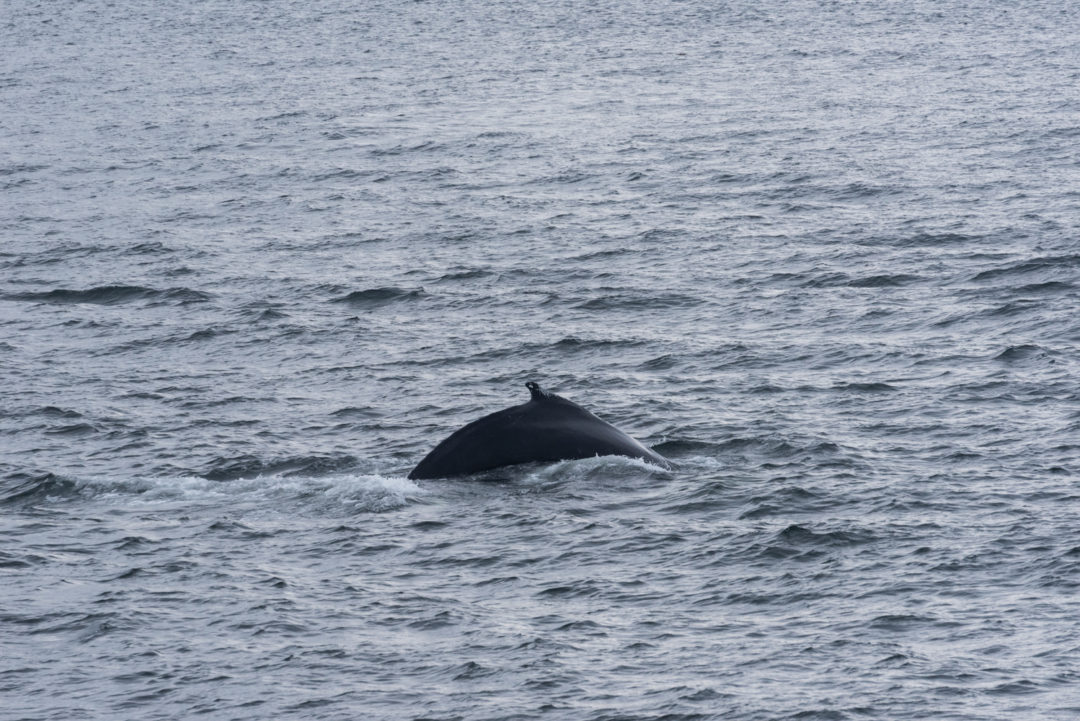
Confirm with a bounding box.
[3,1,1080,719]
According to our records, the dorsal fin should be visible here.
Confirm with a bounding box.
[525,381,550,401]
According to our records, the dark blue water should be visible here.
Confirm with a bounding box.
[3,1,1080,719]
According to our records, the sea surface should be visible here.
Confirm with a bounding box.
[3,1,1080,719]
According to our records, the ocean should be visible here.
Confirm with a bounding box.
[2,1,1079,719]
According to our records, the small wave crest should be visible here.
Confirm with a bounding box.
[331,286,426,308]
[3,285,210,306]
[972,254,1080,282]
[994,344,1048,363]
[574,291,703,311]
[201,453,358,481]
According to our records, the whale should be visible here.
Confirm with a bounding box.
[408,381,672,480]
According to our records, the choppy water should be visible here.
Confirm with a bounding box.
[3,1,1080,719]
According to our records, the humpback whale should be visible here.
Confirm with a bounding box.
[408,382,671,480]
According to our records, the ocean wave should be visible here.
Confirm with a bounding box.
[552,336,647,351]
[201,453,359,481]
[0,162,50,176]
[574,291,705,311]
[846,273,921,288]
[638,354,679,370]
[971,254,1080,282]
[1013,280,1074,294]
[369,141,445,157]
[833,381,898,393]
[2,473,79,504]
[331,287,426,307]
[774,523,878,547]
[435,268,494,282]
[993,344,1054,363]
[3,285,211,305]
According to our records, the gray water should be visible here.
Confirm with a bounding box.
[3,1,1080,719]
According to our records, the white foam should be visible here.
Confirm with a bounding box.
[72,472,427,513]
[522,453,670,483]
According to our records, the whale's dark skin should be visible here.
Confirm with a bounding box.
[408,382,672,480]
